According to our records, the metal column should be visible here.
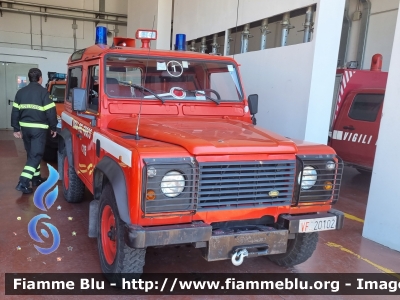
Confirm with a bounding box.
[260,18,271,50]
[211,34,219,54]
[72,19,77,51]
[356,0,371,69]
[225,29,233,56]
[189,40,196,52]
[241,23,251,53]
[303,6,314,43]
[200,37,207,53]
[281,12,294,47]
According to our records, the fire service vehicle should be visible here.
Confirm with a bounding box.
[329,54,387,173]
[58,27,344,282]
[43,72,67,161]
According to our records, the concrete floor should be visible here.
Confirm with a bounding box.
[1,129,400,300]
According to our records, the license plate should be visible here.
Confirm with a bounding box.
[299,216,337,233]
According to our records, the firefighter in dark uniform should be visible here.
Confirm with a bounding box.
[11,68,58,194]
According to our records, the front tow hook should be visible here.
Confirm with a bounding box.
[230,244,269,266]
[231,249,249,266]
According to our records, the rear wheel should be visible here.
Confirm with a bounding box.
[61,147,85,203]
[268,232,318,267]
[98,183,146,285]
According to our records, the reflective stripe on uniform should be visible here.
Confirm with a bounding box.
[36,165,40,170]
[24,166,36,173]
[21,172,33,179]
[19,122,49,129]
[34,171,40,176]
[18,102,55,111]
[43,102,56,110]
[13,102,20,109]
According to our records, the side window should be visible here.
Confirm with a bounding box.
[67,67,82,102]
[348,94,384,122]
[87,65,99,112]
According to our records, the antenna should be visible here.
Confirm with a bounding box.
[135,16,156,140]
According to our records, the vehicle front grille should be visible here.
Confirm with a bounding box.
[296,155,344,204]
[197,161,296,211]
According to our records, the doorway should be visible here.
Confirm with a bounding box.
[0,62,38,129]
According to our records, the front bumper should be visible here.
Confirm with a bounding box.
[125,209,344,261]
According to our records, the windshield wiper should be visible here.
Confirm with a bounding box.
[130,84,166,104]
[184,89,221,105]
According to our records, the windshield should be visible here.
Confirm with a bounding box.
[104,55,243,102]
[50,84,66,102]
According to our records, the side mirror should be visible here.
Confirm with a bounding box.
[248,94,258,115]
[248,94,258,125]
[72,88,87,112]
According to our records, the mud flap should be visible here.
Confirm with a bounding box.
[88,200,99,238]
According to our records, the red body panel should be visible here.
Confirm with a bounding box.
[329,69,388,170]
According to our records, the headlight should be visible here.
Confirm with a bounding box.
[326,161,336,171]
[161,171,185,197]
[298,166,318,190]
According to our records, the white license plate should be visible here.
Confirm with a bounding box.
[299,216,337,233]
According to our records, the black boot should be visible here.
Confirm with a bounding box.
[32,177,47,187]
[16,182,33,194]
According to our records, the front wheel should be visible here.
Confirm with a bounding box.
[98,183,146,285]
[268,232,318,267]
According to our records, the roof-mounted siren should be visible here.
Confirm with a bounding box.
[370,54,383,72]
[95,26,108,45]
[113,37,136,47]
[175,34,186,51]
[136,29,157,48]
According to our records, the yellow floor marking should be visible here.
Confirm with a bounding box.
[326,242,400,280]
[344,213,364,223]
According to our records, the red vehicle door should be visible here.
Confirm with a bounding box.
[330,89,385,170]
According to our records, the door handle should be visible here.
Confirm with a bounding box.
[343,125,355,130]
[8,99,13,105]
[76,133,82,139]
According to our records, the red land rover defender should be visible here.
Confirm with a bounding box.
[59,29,344,283]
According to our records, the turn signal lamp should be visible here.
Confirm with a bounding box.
[136,29,157,48]
[324,182,333,191]
[146,190,156,201]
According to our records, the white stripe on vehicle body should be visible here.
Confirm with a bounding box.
[93,132,132,167]
[61,112,73,126]
[334,71,357,121]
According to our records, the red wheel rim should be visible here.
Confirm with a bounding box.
[101,205,117,265]
[63,156,69,190]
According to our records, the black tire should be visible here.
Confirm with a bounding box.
[356,168,371,175]
[98,183,146,285]
[61,147,85,203]
[268,232,318,267]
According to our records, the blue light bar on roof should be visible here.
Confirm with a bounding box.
[95,26,108,45]
[175,34,186,51]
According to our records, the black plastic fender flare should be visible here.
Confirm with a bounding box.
[93,156,131,225]
[58,128,73,180]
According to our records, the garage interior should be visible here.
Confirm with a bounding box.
[1,0,400,298]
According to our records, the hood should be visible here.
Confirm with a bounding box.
[107,117,297,155]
